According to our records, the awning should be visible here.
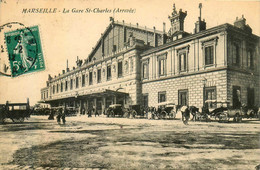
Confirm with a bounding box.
[38,89,129,103]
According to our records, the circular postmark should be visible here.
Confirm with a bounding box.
[0,22,40,77]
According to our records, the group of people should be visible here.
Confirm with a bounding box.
[48,107,66,124]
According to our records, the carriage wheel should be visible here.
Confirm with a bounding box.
[233,113,242,123]
[19,117,25,123]
[0,118,5,124]
[218,112,229,123]
[11,118,20,123]
[171,111,176,119]
[131,110,137,118]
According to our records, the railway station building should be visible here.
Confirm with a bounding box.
[40,4,260,114]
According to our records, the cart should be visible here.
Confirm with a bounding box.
[156,102,177,119]
[0,99,32,123]
[106,104,124,117]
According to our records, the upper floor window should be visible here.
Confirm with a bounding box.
[89,72,93,85]
[60,82,63,92]
[82,74,85,87]
[202,37,218,67]
[97,69,101,83]
[233,43,240,66]
[247,49,254,69]
[76,77,79,88]
[158,91,166,103]
[46,92,48,98]
[157,53,167,77]
[205,46,214,65]
[179,52,187,72]
[65,81,68,91]
[56,84,59,93]
[107,65,111,80]
[118,61,123,78]
[70,79,73,90]
[53,85,55,94]
[142,62,149,79]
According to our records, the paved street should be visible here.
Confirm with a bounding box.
[0,116,259,170]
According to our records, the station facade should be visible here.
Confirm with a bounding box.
[40,4,260,114]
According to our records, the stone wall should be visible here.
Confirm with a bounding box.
[142,69,228,107]
[227,70,259,106]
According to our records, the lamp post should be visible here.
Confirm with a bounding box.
[202,77,207,107]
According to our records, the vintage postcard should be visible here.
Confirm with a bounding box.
[0,0,259,169]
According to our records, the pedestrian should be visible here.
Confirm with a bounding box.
[95,109,99,117]
[181,106,190,125]
[62,107,66,124]
[56,108,61,124]
[48,109,54,120]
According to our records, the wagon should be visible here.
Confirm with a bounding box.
[156,102,177,119]
[0,99,32,123]
[207,101,244,122]
[127,105,145,118]
[106,104,124,117]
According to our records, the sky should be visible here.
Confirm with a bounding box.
[0,0,259,105]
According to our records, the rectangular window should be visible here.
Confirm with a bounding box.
[159,58,166,76]
[143,63,149,79]
[65,81,68,91]
[158,91,166,103]
[56,84,59,93]
[233,44,240,65]
[179,53,187,72]
[46,92,48,98]
[82,74,85,87]
[247,50,254,69]
[107,65,111,80]
[178,90,188,106]
[205,46,214,65]
[247,88,254,108]
[143,94,149,108]
[232,86,241,109]
[41,93,43,99]
[53,85,55,94]
[89,72,93,85]
[118,61,123,77]
[205,87,216,108]
[76,77,79,88]
[70,79,73,90]
[60,83,63,92]
[97,69,101,83]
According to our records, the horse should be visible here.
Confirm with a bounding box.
[177,105,190,125]
[189,106,200,121]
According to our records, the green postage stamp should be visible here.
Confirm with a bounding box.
[4,25,45,77]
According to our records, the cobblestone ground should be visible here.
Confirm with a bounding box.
[0,115,259,170]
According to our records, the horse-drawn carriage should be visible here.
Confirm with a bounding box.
[106,104,124,117]
[205,101,258,122]
[124,105,146,118]
[156,102,178,119]
[0,99,32,123]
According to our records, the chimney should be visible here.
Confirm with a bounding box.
[163,22,166,33]
[162,22,167,45]
[194,3,206,33]
[234,15,252,33]
[66,59,69,72]
[153,26,158,47]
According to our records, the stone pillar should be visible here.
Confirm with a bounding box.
[79,99,82,115]
[94,98,97,113]
[102,97,106,115]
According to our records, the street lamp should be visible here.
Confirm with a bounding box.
[202,77,207,107]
